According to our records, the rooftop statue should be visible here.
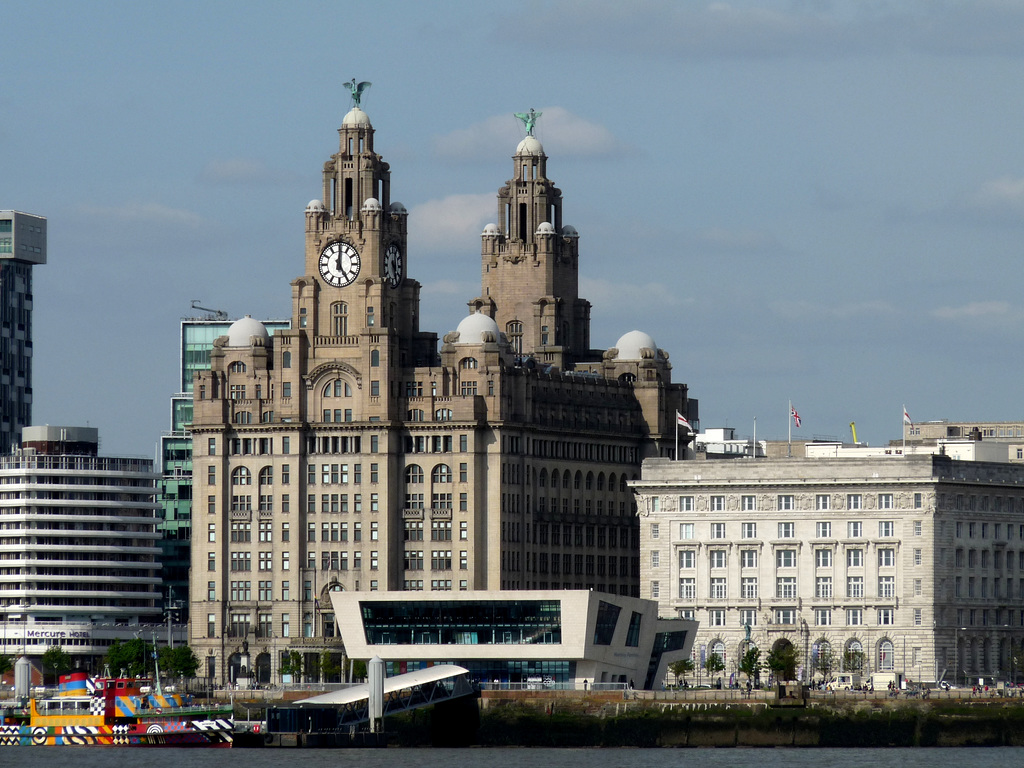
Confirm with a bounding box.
[345,79,372,107]
[514,108,542,136]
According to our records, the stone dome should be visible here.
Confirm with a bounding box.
[454,312,502,345]
[306,199,325,212]
[613,330,661,360]
[227,315,270,347]
[561,225,579,238]
[362,197,381,211]
[535,222,555,236]
[342,107,372,128]
[389,202,408,215]
[516,135,544,156]
[482,223,500,236]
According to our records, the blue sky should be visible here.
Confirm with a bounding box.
[5,1,1024,456]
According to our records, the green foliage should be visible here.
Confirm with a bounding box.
[41,644,72,683]
[320,650,341,682]
[350,658,367,680]
[158,645,200,678]
[105,638,151,678]
[703,652,725,677]
[0,655,12,676]
[843,648,865,673]
[668,658,694,685]
[815,645,835,678]
[738,646,762,681]
[767,642,799,681]
[280,651,303,679]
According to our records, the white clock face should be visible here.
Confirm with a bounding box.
[319,242,360,287]
[383,244,403,288]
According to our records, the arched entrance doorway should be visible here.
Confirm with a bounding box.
[769,638,797,682]
[254,652,271,685]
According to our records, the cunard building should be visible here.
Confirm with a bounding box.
[189,94,697,685]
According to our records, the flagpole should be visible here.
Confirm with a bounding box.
[675,411,679,460]
[788,400,792,458]
[752,416,757,459]
[902,404,906,452]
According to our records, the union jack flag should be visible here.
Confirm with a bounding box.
[791,406,801,428]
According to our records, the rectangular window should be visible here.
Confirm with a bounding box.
[878,608,894,625]
[740,549,758,568]
[878,493,894,510]
[651,550,660,568]
[679,495,694,511]
[742,495,757,511]
[710,550,727,568]
[914,520,922,535]
[710,495,725,512]
[776,549,796,568]
[914,493,922,509]
[710,577,727,599]
[679,577,696,600]
[776,576,797,599]
[778,522,794,538]
[847,608,863,626]
[847,548,863,567]
[741,577,758,599]
[879,520,894,537]
[650,581,660,599]
[709,608,725,626]
[650,523,660,539]
[816,494,831,511]
[878,575,895,598]
[914,578,922,596]
[847,576,864,598]
[678,550,695,569]
[777,495,794,511]
[816,576,832,599]
[815,608,832,626]
[914,548,922,566]
[847,494,862,510]
[679,523,694,540]
[848,521,862,538]
[775,609,796,625]
[878,548,895,567]
[815,549,832,568]
[710,522,725,539]
[816,521,831,538]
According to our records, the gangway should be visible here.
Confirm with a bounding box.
[265,664,477,743]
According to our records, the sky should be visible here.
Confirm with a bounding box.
[4,0,1024,457]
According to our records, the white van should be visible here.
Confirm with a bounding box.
[834,673,861,689]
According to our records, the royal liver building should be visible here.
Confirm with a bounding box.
[189,93,697,685]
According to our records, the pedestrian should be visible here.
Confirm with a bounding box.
[583,679,588,691]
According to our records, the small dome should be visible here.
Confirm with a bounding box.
[362,197,381,211]
[516,135,544,156]
[306,199,325,212]
[613,330,661,360]
[454,312,501,345]
[389,202,408,215]
[561,225,579,238]
[482,223,500,236]
[227,315,270,348]
[342,107,372,128]
[535,222,555,236]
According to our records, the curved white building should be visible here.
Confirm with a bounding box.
[0,426,163,670]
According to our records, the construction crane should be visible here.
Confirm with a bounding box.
[850,422,858,444]
[190,299,228,320]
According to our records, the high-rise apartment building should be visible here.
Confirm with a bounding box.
[0,426,163,670]
[158,314,289,621]
[0,211,46,453]
[188,101,697,685]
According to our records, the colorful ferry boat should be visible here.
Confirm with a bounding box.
[0,671,234,747]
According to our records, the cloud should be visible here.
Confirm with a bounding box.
[686,227,781,254]
[580,276,690,308]
[954,176,1024,224]
[498,1,1024,59]
[197,158,300,186]
[434,106,619,162]
[421,278,477,297]
[74,202,206,228]
[931,300,1015,320]
[409,193,494,251]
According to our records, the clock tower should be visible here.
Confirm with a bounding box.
[471,114,593,370]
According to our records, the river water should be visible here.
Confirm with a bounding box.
[8,747,1024,768]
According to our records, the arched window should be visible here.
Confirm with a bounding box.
[574,471,582,490]
[460,357,478,370]
[432,464,452,484]
[233,411,252,424]
[619,372,636,384]
[261,411,274,423]
[332,301,348,336]
[596,473,605,491]
[620,476,628,493]
[229,361,247,373]
[370,349,380,367]
[407,409,425,422]
[282,351,291,368]
[232,467,252,486]
[878,639,894,671]
[710,640,726,666]
[844,639,864,672]
[585,472,594,490]
[259,466,273,485]
[538,469,547,488]
[607,473,616,494]
[434,408,452,421]
[506,321,523,355]
[405,465,424,484]
[324,380,351,398]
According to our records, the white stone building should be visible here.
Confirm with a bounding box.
[633,451,1024,686]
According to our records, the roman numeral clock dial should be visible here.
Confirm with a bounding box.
[383,243,404,288]
[319,241,361,287]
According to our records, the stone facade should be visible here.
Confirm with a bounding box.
[187,104,697,685]
[634,454,1024,686]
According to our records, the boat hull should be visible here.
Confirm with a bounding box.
[0,719,234,747]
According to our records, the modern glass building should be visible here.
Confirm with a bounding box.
[0,211,46,454]
[333,590,696,689]
[158,315,289,620]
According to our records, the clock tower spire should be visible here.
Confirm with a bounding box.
[471,112,593,370]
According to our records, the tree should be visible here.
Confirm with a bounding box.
[815,646,835,681]
[766,643,799,682]
[704,652,726,683]
[158,645,199,679]
[0,654,12,678]
[41,644,72,684]
[350,658,367,681]
[738,646,762,684]
[105,638,152,678]
[320,650,341,683]
[668,658,695,687]
[280,651,303,681]
[843,648,865,674]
